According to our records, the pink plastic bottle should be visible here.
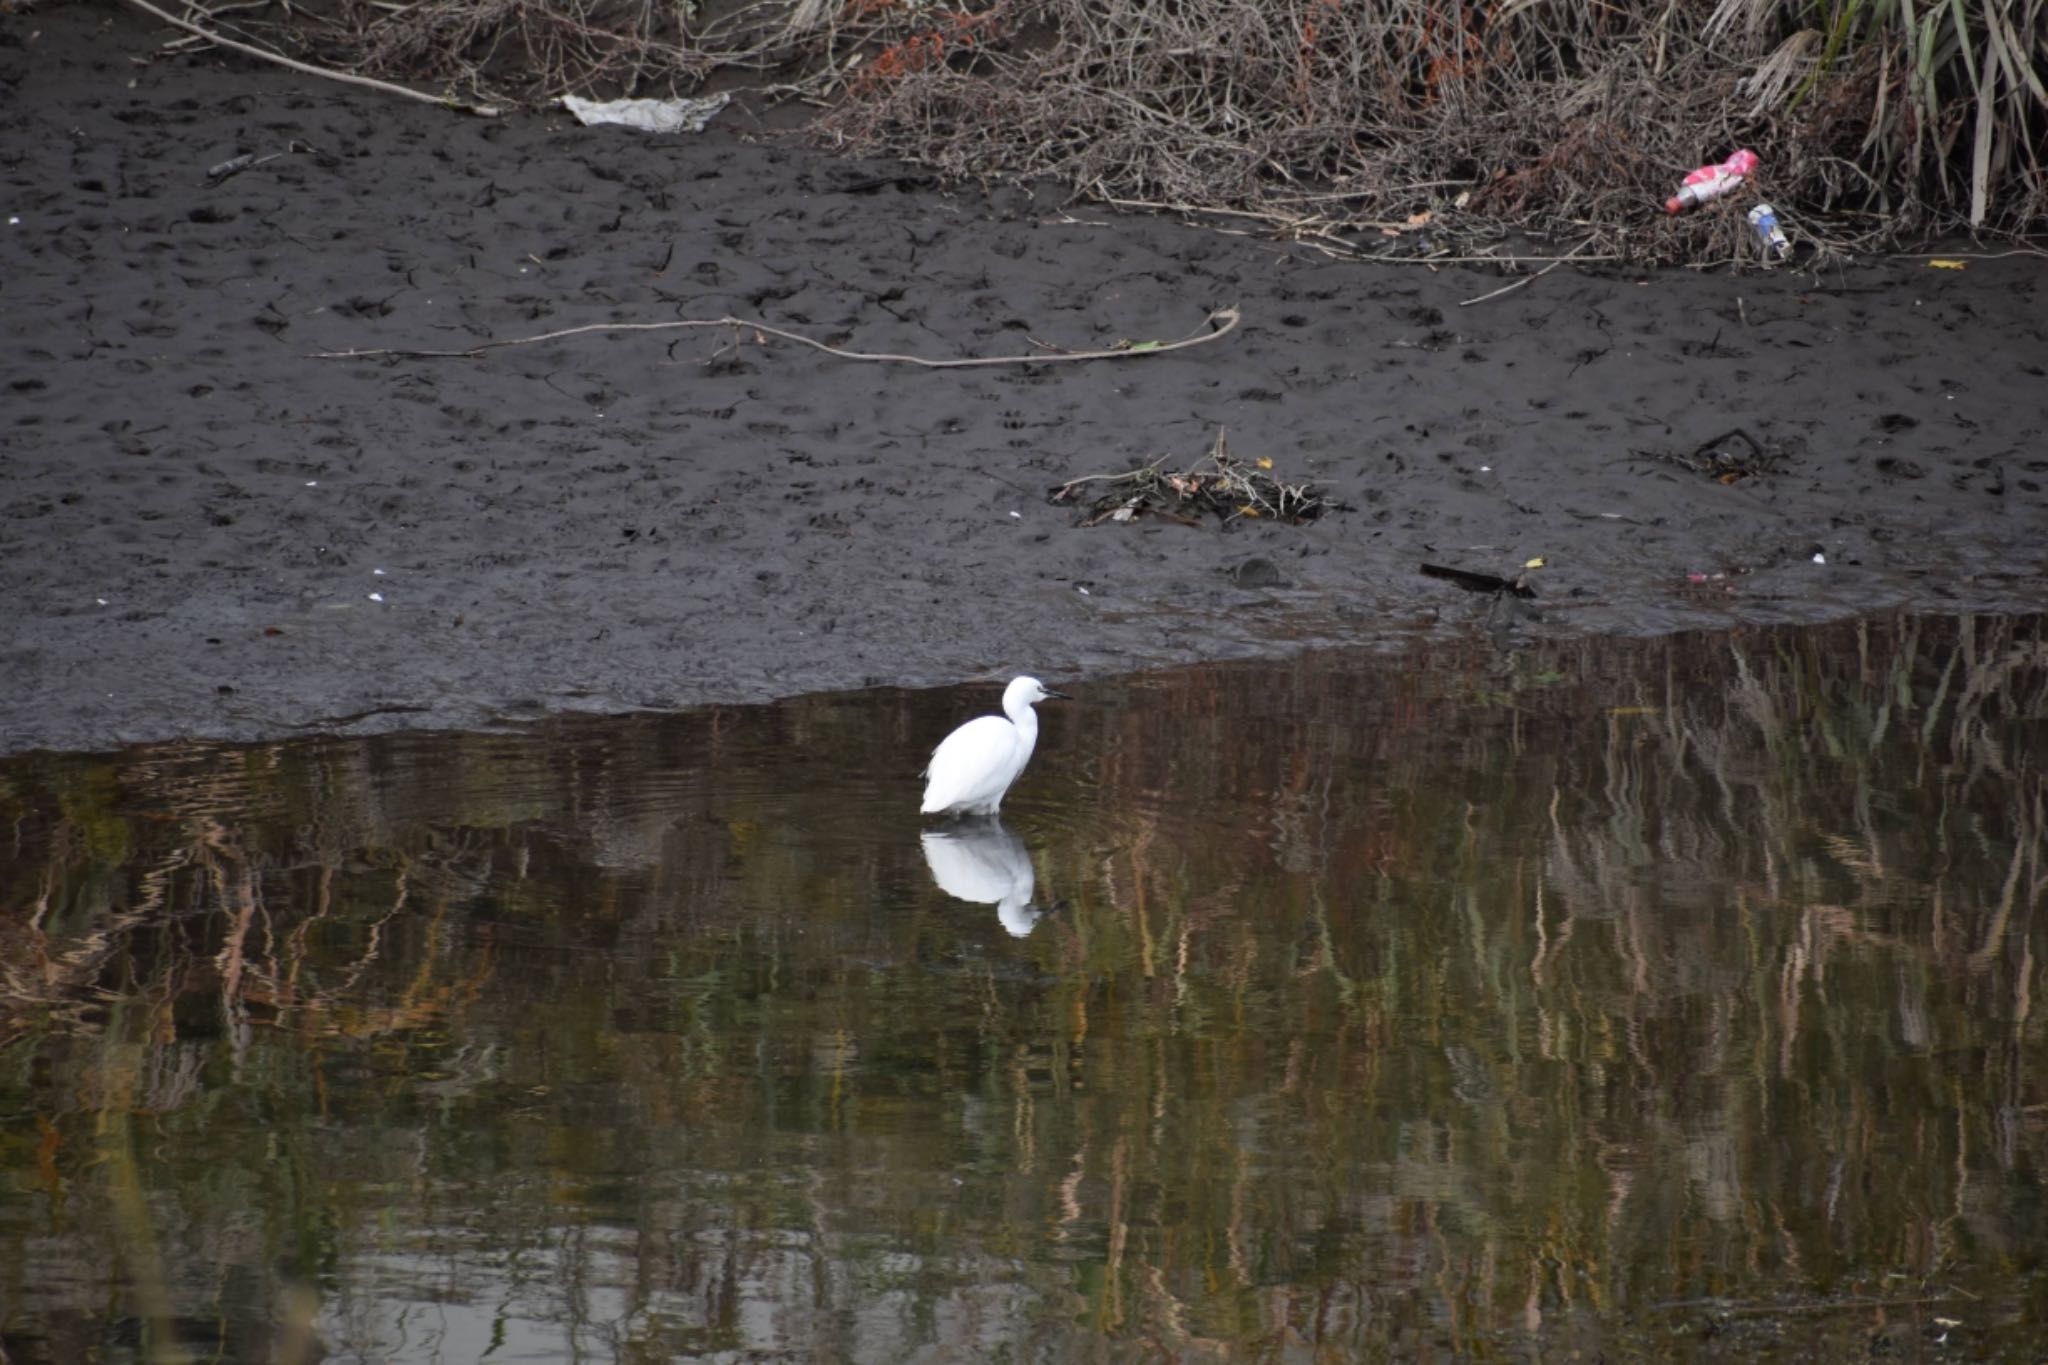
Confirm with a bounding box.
[1665,149,1759,214]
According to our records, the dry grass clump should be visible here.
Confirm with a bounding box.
[174,0,869,107]
[189,0,2046,260]
[817,0,2046,258]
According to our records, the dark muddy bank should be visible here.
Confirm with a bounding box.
[2,5,2044,754]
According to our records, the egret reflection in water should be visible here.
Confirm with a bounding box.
[920,818,1044,937]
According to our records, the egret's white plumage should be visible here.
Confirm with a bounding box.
[920,675,1069,816]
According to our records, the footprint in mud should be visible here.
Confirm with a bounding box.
[336,296,395,319]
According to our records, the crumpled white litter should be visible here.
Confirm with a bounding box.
[560,92,730,135]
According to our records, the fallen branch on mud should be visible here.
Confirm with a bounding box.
[117,0,502,117]
[1458,237,1596,306]
[313,305,1241,367]
[1421,560,1540,599]
[1051,429,1336,527]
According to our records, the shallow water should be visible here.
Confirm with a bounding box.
[3,615,2046,1362]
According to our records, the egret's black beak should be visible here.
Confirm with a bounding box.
[1044,688,1073,701]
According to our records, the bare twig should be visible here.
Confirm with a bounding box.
[1380,252,1627,266]
[1459,237,1596,306]
[315,305,1243,367]
[116,0,501,116]
[1902,247,2048,261]
[207,141,316,184]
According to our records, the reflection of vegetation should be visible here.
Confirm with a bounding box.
[2,616,2045,1358]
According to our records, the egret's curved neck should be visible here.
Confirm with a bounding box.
[1004,693,1040,745]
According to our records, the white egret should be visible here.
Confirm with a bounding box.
[919,675,1069,816]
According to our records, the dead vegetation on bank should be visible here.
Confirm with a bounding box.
[118,0,2047,261]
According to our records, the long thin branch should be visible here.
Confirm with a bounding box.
[1374,251,1627,265]
[117,0,501,117]
[314,306,1243,367]
[1459,236,1596,306]
[1096,186,1625,269]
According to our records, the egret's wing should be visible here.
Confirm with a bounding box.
[926,714,1011,772]
[921,715,1017,811]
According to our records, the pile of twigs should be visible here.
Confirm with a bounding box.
[1050,432,1336,528]
[1634,427,1791,484]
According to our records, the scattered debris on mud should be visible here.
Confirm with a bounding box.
[1634,427,1790,484]
[1421,559,1542,599]
[1050,431,1339,528]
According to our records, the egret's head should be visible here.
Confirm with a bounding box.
[1008,675,1072,706]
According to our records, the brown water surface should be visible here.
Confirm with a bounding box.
[3,615,2045,1361]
